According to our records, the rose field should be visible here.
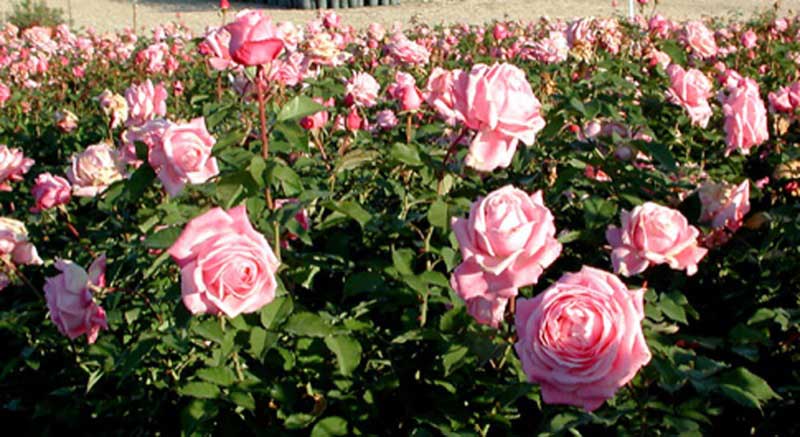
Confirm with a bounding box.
[1,1,800,435]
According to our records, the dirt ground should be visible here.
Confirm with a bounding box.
[3,0,800,33]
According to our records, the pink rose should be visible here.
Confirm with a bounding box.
[521,31,569,65]
[225,10,284,66]
[148,117,219,196]
[453,63,546,171]
[44,255,108,344]
[741,29,757,49]
[683,21,718,59]
[386,33,430,66]
[345,108,363,132]
[96,90,129,129]
[665,64,714,128]
[0,217,43,269]
[0,82,10,107]
[493,23,511,41]
[767,82,800,113]
[388,72,423,112]
[125,80,168,127]
[424,67,463,126]
[698,179,750,231]
[31,173,71,212]
[450,259,513,328]
[201,26,232,71]
[720,78,769,156]
[0,144,34,191]
[607,202,708,276]
[345,72,380,108]
[514,266,651,412]
[67,143,126,198]
[168,206,280,318]
[322,11,341,29]
[566,18,595,48]
[451,186,562,294]
[54,109,79,133]
[375,109,399,130]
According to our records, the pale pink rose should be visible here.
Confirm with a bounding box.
[424,67,464,126]
[0,145,34,191]
[96,90,129,129]
[31,173,71,213]
[307,32,349,67]
[67,143,126,197]
[268,52,308,87]
[201,26,232,71]
[450,258,513,328]
[148,117,218,197]
[375,109,399,130]
[44,255,108,344]
[0,82,10,107]
[606,202,708,276]
[683,21,718,59]
[451,186,562,295]
[647,48,671,69]
[665,64,714,128]
[386,33,430,66]
[522,31,569,64]
[741,29,757,49]
[225,10,284,66]
[276,22,303,53]
[566,18,595,48]
[514,266,651,412]
[125,80,168,127]
[345,72,380,108]
[0,217,43,268]
[168,206,280,318]
[119,119,171,168]
[453,63,546,171]
[720,78,769,156]
[698,180,750,231]
[368,23,386,41]
[54,109,79,133]
[768,82,800,113]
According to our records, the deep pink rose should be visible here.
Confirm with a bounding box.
[125,80,168,127]
[606,202,708,276]
[741,29,757,49]
[698,179,750,231]
[299,97,332,131]
[514,266,651,412]
[424,67,463,126]
[388,72,423,112]
[451,185,562,294]
[168,206,280,318]
[345,72,380,108]
[665,64,713,128]
[67,143,125,198]
[346,108,363,132]
[31,173,71,212]
[44,255,108,344]
[720,78,769,156]
[220,0,230,10]
[0,217,43,269]
[225,10,284,66]
[322,11,341,30]
[683,21,718,59]
[148,117,219,196]
[493,23,511,41]
[0,144,34,191]
[453,63,546,171]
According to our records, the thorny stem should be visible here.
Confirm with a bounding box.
[255,64,274,211]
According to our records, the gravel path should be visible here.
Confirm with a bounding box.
[3,0,799,33]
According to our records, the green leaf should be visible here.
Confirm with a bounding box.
[285,312,332,337]
[311,417,348,437]
[392,248,416,276]
[642,142,678,172]
[583,196,618,229]
[344,272,385,296]
[260,296,294,330]
[442,344,469,376]
[325,200,372,228]
[660,291,688,324]
[718,367,780,411]
[193,319,225,344]
[179,382,220,399]
[427,200,448,229]
[284,413,316,429]
[334,149,380,174]
[229,390,256,410]
[143,227,181,249]
[196,367,236,387]
[270,163,303,197]
[324,335,362,376]
[124,164,156,201]
[390,142,423,167]
[277,95,325,122]
[212,128,247,154]
[215,171,252,209]
[249,155,267,188]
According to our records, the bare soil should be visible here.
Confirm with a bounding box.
[4,0,800,33]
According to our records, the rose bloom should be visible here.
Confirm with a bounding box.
[168,206,280,318]
[31,173,71,213]
[683,21,718,59]
[225,10,284,66]
[665,64,714,128]
[424,67,463,126]
[306,32,349,67]
[0,82,10,107]
[698,179,750,231]
[201,26,232,71]
[521,31,569,65]
[453,63,546,171]
[741,29,757,49]
[345,72,380,108]
[720,78,769,156]
[566,17,595,48]
[44,255,108,344]
[387,72,424,112]
[96,89,129,129]
[54,109,79,133]
[322,11,341,29]
[0,144,34,191]
[125,80,168,127]
[607,202,708,276]
[386,33,431,66]
[148,117,219,197]
[0,217,44,269]
[514,266,651,411]
[67,143,126,197]
[451,185,561,298]
[767,82,800,113]
[299,97,332,130]
[375,109,399,130]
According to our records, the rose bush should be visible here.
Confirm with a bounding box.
[0,6,798,436]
